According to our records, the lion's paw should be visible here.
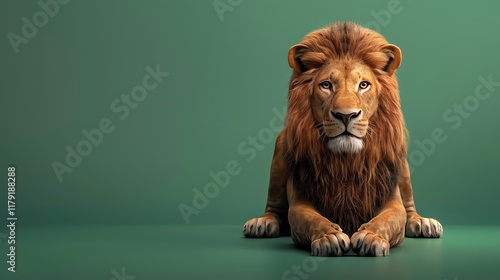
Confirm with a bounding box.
[243,217,279,238]
[351,230,390,257]
[310,231,350,257]
[406,216,443,238]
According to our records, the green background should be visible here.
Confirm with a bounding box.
[1,0,500,279]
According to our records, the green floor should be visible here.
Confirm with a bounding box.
[1,225,499,279]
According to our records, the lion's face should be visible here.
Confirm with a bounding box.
[312,60,380,153]
[287,24,402,154]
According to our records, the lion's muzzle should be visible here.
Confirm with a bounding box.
[323,109,367,138]
[322,109,368,153]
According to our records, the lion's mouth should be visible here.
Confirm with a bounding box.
[340,131,361,138]
[327,131,362,139]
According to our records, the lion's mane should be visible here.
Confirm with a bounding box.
[282,23,407,235]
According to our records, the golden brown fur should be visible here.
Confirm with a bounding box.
[243,22,442,257]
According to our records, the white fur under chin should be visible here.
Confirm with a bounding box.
[327,135,364,153]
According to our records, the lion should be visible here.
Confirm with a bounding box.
[242,22,443,257]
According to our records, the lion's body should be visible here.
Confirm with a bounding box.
[243,22,442,257]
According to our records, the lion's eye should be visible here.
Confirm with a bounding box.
[359,81,370,89]
[320,81,332,90]
[358,81,371,94]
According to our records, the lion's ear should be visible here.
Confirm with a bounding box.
[382,44,402,76]
[288,44,327,73]
[288,44,308,72]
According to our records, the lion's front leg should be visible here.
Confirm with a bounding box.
[351,187,406,257]
[399,160,443,238]
[243,132,289,238]
[288,181,350,257]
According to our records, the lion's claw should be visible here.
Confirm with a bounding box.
[406,217,443,238]
[351,230,390,257]
[310,231,350,257]
[243,217,279,238]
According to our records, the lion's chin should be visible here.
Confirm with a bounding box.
[327,135,364,154]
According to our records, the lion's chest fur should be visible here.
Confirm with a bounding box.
[288,152,399,235]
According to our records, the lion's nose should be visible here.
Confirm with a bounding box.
[330,110,362,126]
